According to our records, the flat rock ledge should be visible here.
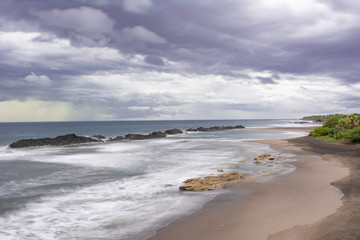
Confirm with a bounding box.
[179,170,284,191]
[179,172,250,191]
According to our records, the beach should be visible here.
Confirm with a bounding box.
[150,130,360,240]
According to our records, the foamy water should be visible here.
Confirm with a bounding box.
[0,121,312,239]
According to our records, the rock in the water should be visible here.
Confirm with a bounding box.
[186,125,245,132]
[164,128,183,135]
[254,153,274,160]
[9,134,99,148]
[109,136,126,141]
[93,135,106,139]
[179,172,249,191]
[124,131,166,140]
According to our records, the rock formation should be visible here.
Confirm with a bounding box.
[186,125,245,132]
[9,124,245,148]
[9,134,99,148]
[179,172,249,191]
[254,153,275,160]
[164,128,183,135]
[124,131,166,140]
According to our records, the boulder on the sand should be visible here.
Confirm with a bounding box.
[179,172,249,191]
[9,134,99,148]
[164,129,183,135]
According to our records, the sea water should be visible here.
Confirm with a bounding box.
[0,120,316,239]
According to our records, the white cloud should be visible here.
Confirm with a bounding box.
[24,72,52,87]
[35,7,115,35]
[0,31,125,69]
[122,0,153,14]
[120,26,167,44]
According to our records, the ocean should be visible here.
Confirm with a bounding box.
[0,119,316,240]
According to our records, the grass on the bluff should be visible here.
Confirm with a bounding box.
[316,136,338,141]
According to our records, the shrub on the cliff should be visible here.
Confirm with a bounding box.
[342,127,360,143]
[309,126,330,136]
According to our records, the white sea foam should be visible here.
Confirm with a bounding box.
[0,128,299,239]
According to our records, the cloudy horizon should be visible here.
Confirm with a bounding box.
[0,0,359,122]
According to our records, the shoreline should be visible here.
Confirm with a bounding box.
[149,131,359,239]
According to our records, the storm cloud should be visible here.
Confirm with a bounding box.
[0,0,359,121]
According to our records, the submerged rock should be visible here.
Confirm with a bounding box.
[9,134,99,148]
[179,172,249,191]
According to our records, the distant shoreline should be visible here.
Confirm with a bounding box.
[150,128,359,240]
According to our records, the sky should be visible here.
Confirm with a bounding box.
[0,0,359,121]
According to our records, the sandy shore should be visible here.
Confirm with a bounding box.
[150,134,360,240]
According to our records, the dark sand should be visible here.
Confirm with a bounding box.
[269,137,360,240]
[150,135,360,240]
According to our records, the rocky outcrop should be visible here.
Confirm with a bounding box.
[9,124,245,148]
[9,134,99,148]
[124,131,166,140]
[108,131,167,141]
[108,136,126,141]
[186,125,245,132]
[253,153,277,165]
[164,128,183,135]
[179,172,249,191]
[93,135,106,140]
[254,153,275,160]
[179,169,285,191]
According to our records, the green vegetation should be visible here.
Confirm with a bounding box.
[342,127,360,143]
[309,113,360,143]
[309,126,330,136]
[302,114,345,122]
[315,136,337,141]
[323,115,344,128]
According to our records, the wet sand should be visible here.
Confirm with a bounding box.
[150,135,360,240]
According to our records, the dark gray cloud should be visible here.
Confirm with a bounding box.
[256,77,277,85]
[0,0,359,120]
[144,55,164,66]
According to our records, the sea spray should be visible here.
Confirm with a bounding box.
[0,120,313,239]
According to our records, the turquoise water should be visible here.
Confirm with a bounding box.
[0,119,310,146]
[0,119,314,240]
